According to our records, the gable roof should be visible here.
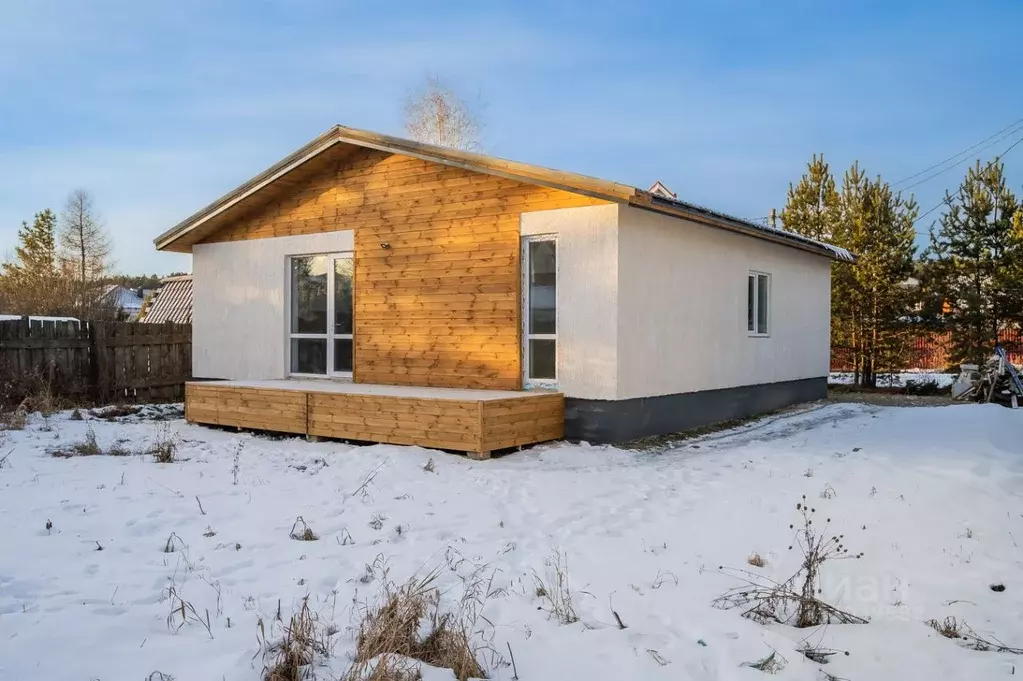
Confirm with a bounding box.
[648,180,677,200]
[154,124,853,262]
[141,275,192,324]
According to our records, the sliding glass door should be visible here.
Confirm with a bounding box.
[289,253,353,378]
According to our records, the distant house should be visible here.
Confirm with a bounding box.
[101,285,145,320]
[648,180,677,200]
[141,275,192,324]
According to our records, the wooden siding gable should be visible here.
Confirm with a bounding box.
[202,148,605,390]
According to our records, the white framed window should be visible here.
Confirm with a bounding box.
[748,271,770,337]
[289,253,353,377]
[522,235,557,387]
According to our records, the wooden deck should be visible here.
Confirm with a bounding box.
[184,380,564,459]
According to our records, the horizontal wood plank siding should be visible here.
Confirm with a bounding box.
[199,147,606,391]
[184,382,563,457]
[481,393,565,451]
[307,393,482,451]
[185,384,308,434]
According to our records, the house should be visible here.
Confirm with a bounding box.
[141,275,193,324]
[100,285,145,320]
[154,124,851,455]
[647,180,677,200]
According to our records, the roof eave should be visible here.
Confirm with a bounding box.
[632,192,855,263]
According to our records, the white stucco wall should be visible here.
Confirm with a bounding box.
[616,205,831,400]
[520,204,619,399]
[192,231,354,380]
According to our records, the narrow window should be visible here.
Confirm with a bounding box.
[523,236,557,384]
[289,253,354,376]
[748,271,770,336]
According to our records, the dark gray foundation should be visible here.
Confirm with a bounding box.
[564,377,827,444]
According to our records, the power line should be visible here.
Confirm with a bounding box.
[911,133,1023,233]
[899,126,1023,193]
[894,117,1023,188]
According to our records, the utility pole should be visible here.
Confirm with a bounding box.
[769,208,777,229]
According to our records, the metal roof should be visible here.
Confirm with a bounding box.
[154,124,853,263]
[141,275,192,324]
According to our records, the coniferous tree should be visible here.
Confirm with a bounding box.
[927,159,1023,365]
[783,156,918,386]
[780,154,841,241]
[841,175,918,385]
[59,188,113,316]
[0,209,75,315]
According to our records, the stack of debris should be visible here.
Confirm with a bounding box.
[952,345,1023,407]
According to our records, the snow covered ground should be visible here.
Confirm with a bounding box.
[829,371,957,388]
[2,402,1022,680]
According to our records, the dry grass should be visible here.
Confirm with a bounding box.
[747,552,766,568]
[531,548,581,625]
[341,566,491,681]
[0,410,27,431]
[50,426,133,458]
[289,516,318,541]
[927,616,962,638]
[146,423,178,463]
[261,598,338,681]
[926,615,1023,653]
[165,585,213,639]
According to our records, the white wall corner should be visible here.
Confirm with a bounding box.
[520,204,620,400]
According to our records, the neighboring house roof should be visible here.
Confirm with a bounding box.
[648,180,677,200]
[141,275,193,324]
[103,285,144,312]
[154,124,854,262]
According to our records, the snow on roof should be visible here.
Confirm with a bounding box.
[103,285,144,311]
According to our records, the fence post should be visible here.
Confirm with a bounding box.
[90,321,109,403]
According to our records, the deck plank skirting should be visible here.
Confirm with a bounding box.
[184,381,564,459]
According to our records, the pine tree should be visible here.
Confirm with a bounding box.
[791,159,919,387]
[780,154,841,241]
[8,209,58,275]
[842,175,918,385]
[927,159,1022,365]
[0,209,78,315]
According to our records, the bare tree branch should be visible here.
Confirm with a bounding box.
[403,77,483,151]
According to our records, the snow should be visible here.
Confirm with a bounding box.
[204,379,549,400]
[829,371,957,388]
[0,315,81,324]
[2,402,1023,680]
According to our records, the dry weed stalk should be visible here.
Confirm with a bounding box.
[261,598,338,681]
[741,649,787,673]
[0,409,27,431]
[165,584,213,639]
[926,616,1023,653]
[290,516,318,541]
[148,423,178,463]
[531,548,582,625]
[342,561,493,681]
[713,497,867,628]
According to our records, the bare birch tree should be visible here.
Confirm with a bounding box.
[59,188,113,316]
[403,76,483,151]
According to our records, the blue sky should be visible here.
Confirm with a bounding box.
[2,0,1021,274]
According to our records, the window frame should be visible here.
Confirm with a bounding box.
[748,271,771,337]
[288,252,354,379]
[521,234,558,389]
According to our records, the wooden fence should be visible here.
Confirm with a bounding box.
[831,329,1023,372]
[0,317,191,405]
